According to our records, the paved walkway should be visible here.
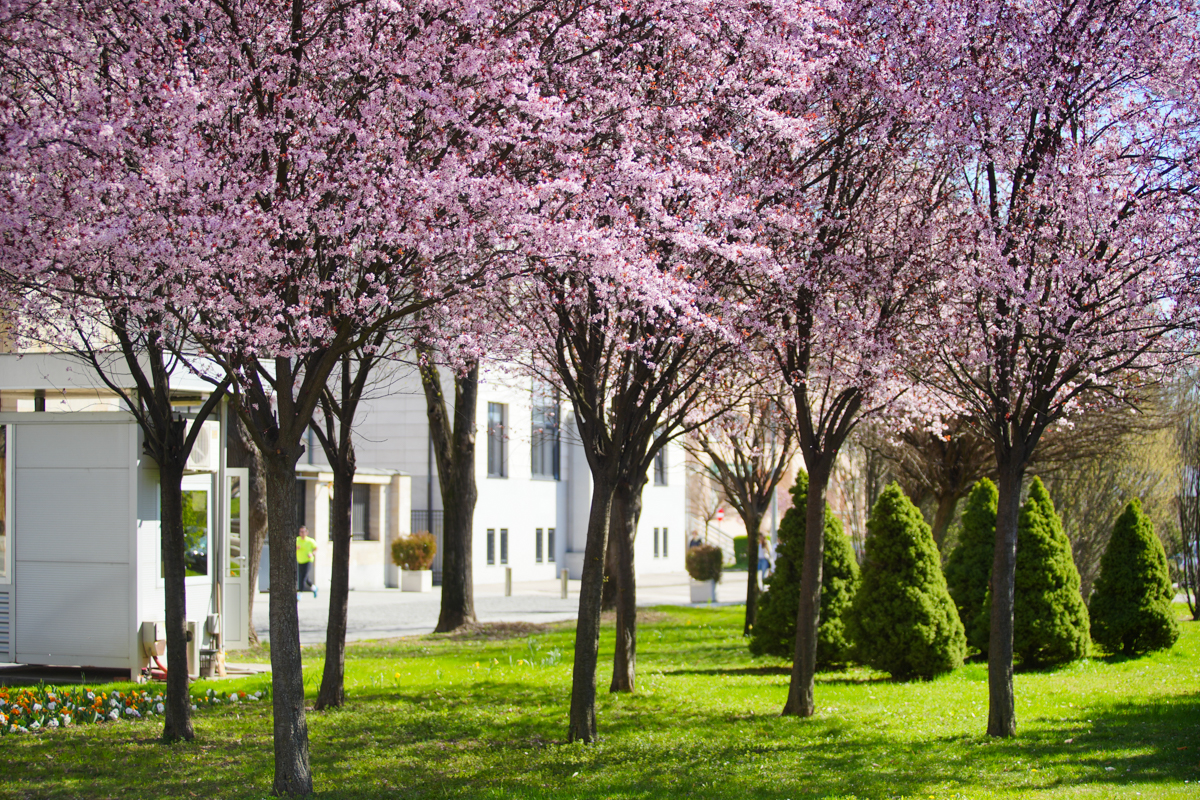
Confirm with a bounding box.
[253,570,752,645]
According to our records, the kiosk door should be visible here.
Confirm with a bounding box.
[222,468,249,650]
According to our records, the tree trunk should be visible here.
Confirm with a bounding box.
[424,363,479,633]
[609,479,643,693]
[568,472,616,742]
[316,458,354,709]
[987,457,1024,737]
[743,510,763,636]
[600,532,618,612]
[261,451,312,795]
[158,456,194,742]
[234,417,269,646]
[930,491,960,555]
[783,463,831,717]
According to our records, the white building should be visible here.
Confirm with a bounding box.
[302,361,689,585]
[0,353,252,677]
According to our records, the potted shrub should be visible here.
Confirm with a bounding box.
[686,543,723,603]
[391,531,437,592]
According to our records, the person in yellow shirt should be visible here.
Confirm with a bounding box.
[296,525,318,598]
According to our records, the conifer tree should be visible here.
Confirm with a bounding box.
[944,478,997,654]
[749,472,859,669]
[849,484,966,679]
[1009,478,1091,667]
[1089,499,1180,655]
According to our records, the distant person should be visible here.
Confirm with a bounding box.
[688,531,703,550]
[296,525,318,598]
[758,533,774,586]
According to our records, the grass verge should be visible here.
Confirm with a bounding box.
[0,605,1196,799]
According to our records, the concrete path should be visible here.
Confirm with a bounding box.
[252,570,752,645]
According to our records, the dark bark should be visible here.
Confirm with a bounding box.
[568,472,616,742]
[312,348,379,708]
[158,457,194,743]
[316,461,354,709]
[261,450,312,793]
[609,477,644,693]
[783,462,831,717]
[743,510,764,636]
[231,416,269,646]
[987,455,1025,737]
[930,491,960,554]
[600,533,618,612]
[419,356,479,633]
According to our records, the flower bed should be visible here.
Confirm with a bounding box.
[0,685,266,735]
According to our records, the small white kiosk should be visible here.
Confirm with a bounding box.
[0,352,248,679]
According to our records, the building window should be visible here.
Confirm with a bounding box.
[548,528,556,563]
[531,387,560,479]
[535,528,543,562]
[662,527,668,558]
[0,425,7,580]
[487,529,495,566]
[352,484,371,540]
[487,403,508,478]
[653,446,667,486]
[182,488,209,577]
[500,528,509,565]
[653,527,660,558]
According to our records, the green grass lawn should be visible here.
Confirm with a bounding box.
[1,605,1197,799]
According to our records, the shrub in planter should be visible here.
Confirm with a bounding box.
[944,478,997,654]
[749,471,859,669]
[985,478,1090,667]
[848,484,966,680]
[391,531,437,571]
[686,544,724,582]
[1089,498,1180,655]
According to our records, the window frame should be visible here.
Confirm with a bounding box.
[487,403,508,478]
[653,445,668,486]
[535,527,543,563]
[530,388,560,480]
[0,424,10,585]
[500,528,509,565]
[486,528,495,566]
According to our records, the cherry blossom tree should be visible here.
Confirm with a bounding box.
[0,0,241,744]
[720,1,957,718]
[924,0,1200,737]
[686,390,795,634]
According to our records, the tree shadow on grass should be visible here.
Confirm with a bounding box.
[311,681,1200,800]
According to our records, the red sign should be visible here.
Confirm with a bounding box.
[716,506,724,522]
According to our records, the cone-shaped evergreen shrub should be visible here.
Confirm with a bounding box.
[848,484,965,679]
[944,478,997,654]
[748,471,859,669]
[1089,499,1180,655]
[1008,478,1090,667]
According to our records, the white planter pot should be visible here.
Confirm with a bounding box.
[400,569,433,593]
[690,578,717,603]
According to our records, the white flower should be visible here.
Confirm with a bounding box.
[155,703,164,714]
[86,692,95,700]
[9,725,18,733]
[29,721,40,730]
[109,699,118,708]
[108,710,119,721]
[0,714,7,726]
[32,703,42,712]
[229,693,239,702]
[48,719,59,728]
[0,699,7,707]
[190,704,197,711]
[62,716,71,726]
[47,702,56,711]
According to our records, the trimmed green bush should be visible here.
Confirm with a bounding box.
[848,484,965,679]
[686,544,724,582]
[748,471,859,669]
[1089,499,1180,655]
[1007,478,1090,667]
[733,535,749,569]
[391,531,437,570]
[944,478,997,655]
